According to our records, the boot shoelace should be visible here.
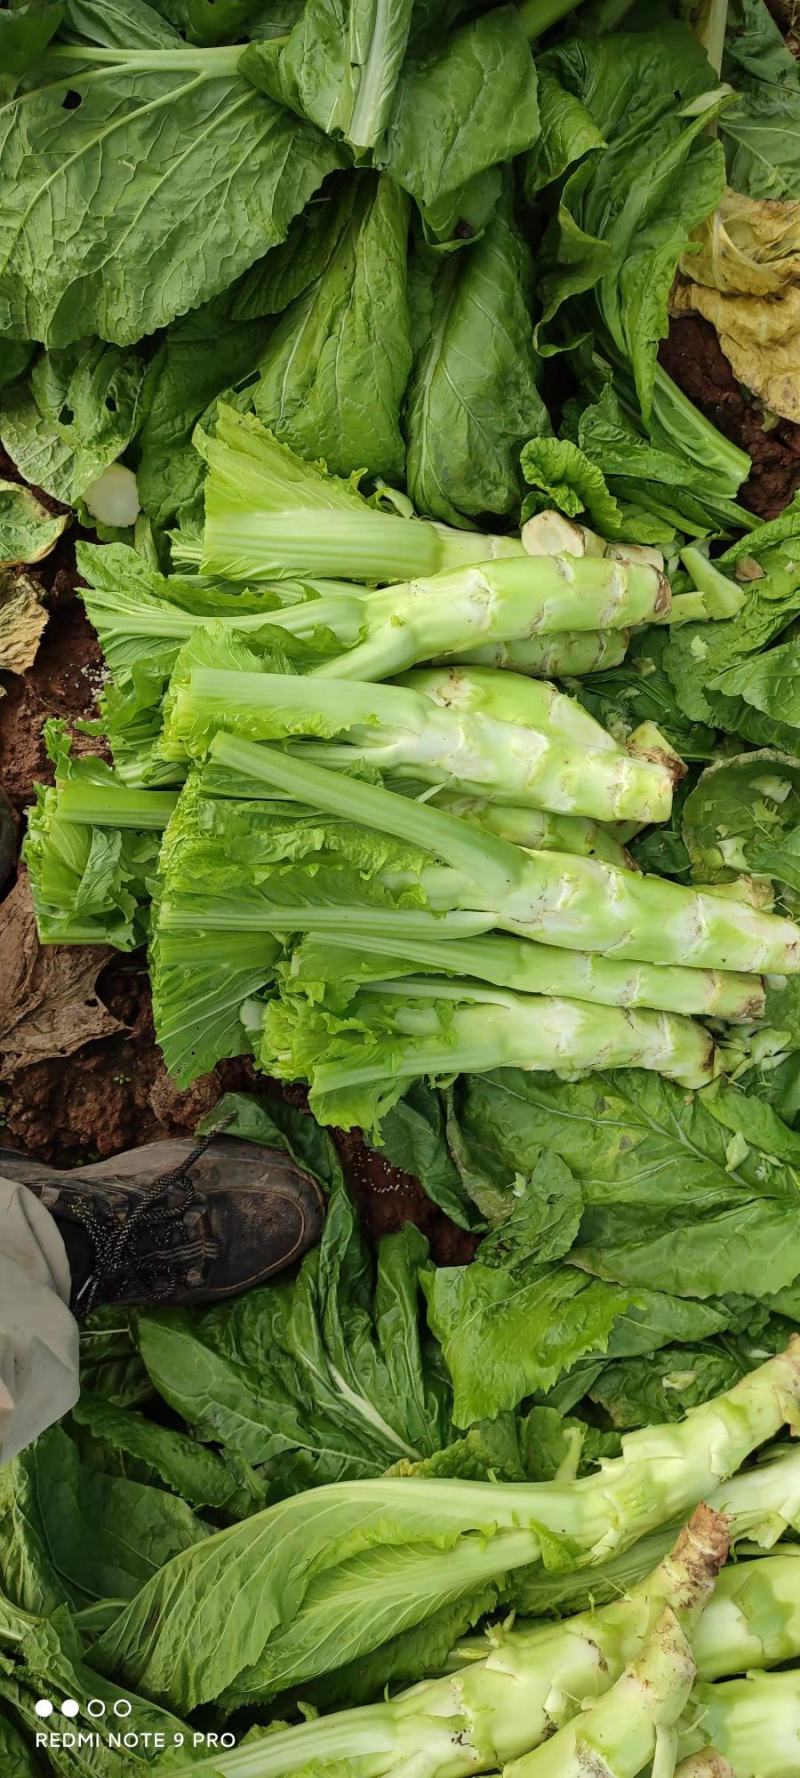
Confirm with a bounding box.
[73,1120,230,1315]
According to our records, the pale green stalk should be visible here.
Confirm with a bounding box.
[507,1606,697,1777]
[57,783,178,830]
[677,1671,800,1776]
[208,739,800,973]
[167,667,674,823]
[200,408,524,585]
[287,980,718,1092]
[311,555,670,681]
[397,666,624,754]
[157,903,494,939]
[693,1548,800,1679]
[426,793,634,869]
[516,1443,800,1618]
[670,548,746,625]
[450,630,630,676]
[292,929,765,1021]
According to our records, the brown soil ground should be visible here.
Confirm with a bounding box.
[660,316,800,520]
[0,310,794,1271]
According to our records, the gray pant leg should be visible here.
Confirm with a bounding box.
[0,1177,79,1464]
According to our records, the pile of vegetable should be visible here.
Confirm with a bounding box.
[4,0,800,1770]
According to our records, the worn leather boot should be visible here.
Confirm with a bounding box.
[0,1135,325,1315]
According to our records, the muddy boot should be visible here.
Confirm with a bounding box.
[0,1135,325,1315]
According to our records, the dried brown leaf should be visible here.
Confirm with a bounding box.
[0,872,122,1079]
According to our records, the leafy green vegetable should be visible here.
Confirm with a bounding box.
[520,435,672,546]
[135,293,274,529]
[0,33,342,346]
[24,729,168,947]
[682,751,800,908]
[0,1424,209,1618]
[532,26,748,491]
[0,1586,186,1773]
[239,0,416,151]
[0,341,145,505]
[537,383,753,540]
[254,172,412,482]
[453,1067,800,1303]
[663,498,800,739]
[128,1092,452,1492]
[405,194,548,526]
[0,481,68,566]
[90,1344,800,1712]
[377,9,540,209]
[721,0,800,200]
[71,1396,267,1519]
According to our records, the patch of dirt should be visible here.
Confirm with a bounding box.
[660,315,800,520]
[2,958,264,1163]
[764,0,799,54]
[0,445,108,813]
[334,1128,479,1265]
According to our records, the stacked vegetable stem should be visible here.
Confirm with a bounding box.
[26,411,800,1130]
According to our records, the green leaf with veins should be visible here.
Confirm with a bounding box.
[714,639,800,734]
[0,1589,186,1770]
[302,1587,500,1713]
[0,45,342,346]
[0,483,67,567]
[71,1396,266,1519]
[535,26,726,420]
[135,1164,450,1492]
[663,498,800,729]
[378,8,540,207]
[522,62,604,200]
[425,1262,631,1425]
[1,340,145,504]
[720,0,800,199]
[454,1068,800,1301]
[520,434,672,546]
[254,172,412,482]
[405,194,547,527]
[589,1317,798,1429]
[136,294,273,528]
[0,1424,209,1617]
[575,628,717,764]
[240,0,415,150]
[681,752,800,909]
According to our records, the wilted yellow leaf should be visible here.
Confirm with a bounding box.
[0,570,48,674]
[673,190,800,422]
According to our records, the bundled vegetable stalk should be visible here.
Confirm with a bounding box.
[167,1505,732,1777]
[162,650,678,823]
[90,1339,800,1713]
[129,1443,800,1777]
[144,733,797,1124]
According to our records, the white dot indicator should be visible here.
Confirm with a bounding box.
[61,1701,80,1719]
[34,1701,53,1718]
